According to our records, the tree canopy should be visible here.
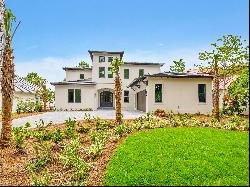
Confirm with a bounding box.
[77,61,90,68]
[169,59,185,73]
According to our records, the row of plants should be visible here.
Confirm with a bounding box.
[16,98,43,114]
[9,110,248,185]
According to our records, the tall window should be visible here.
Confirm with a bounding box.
[80,74,85,79]
[68,89,81,103]
[155,84,162,103]
[99,67,105,78]
[139,69,144,77]
[75,89,81,103]
[198,84,206,103]
[124,69,129,79]
[108,57,113,62]
[99,56,105,62]
[124,90,129,103]
[68,89,74,103]
[108,67,113,78]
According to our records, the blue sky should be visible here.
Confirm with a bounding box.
[6,0,249,86]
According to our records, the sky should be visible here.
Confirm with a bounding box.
[5,0,249,88]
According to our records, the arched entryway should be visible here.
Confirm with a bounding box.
[100,90,113,107]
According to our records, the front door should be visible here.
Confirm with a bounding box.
[100,91,113,107]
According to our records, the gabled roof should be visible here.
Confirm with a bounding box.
[13,75,41,93]
[88,50,124,61]
[63,67,92,71]
[145,72,213,78]
[123,62,165,67]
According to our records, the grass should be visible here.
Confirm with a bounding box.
[104,127,249,186]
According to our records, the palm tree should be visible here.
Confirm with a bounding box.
[0,0,4,67]
[0,8,17,146]
[111,57,124,124]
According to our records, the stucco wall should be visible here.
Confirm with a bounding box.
[54,85,96,110]
[0,91,36,112]
[146,77,213,114]
[66,69,92,81]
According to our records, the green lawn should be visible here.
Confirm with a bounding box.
[104,127,249,186]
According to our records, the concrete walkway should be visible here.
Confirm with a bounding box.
[0,110,145,129]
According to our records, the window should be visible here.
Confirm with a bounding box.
[68,89,74,103]
[80,74,85,79]
[108,57,113,62]
[124,90,129,103]
[99,56,105,62]
[124,69,129,79]
[155,84,162,103]
[108,67,113,78]
[68,89,81,103]
[75,89,81,103]
[139,69,144,77]
[198,84,206,103]
[99,67,105,78]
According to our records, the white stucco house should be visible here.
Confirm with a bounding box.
[51,50,213,114]
[0,75,41,112]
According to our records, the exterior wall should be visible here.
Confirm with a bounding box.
[146,77,213,115]
[66,69,92,81]
[92,53,121,84]
[54,85,96,110]
[0,91,36,112]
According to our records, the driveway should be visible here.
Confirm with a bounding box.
[0,110,145,129]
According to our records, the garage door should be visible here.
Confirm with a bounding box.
[137,90,146,112]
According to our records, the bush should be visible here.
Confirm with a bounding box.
[35,102,43,112]
[96,120,113,130]
[51,129,64,143]
[76,125,90,134]
[16,98,35,114]
[29,170,51,186]
[64,118,78,138]
[153,109,168,118]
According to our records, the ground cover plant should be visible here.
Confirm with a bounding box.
[0,110,248,186]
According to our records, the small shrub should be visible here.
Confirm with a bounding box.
[115,123,127,136]
[16,98,35,114]
[35,102,43,112]
[28,170,51,186]
[76,126,90,134]
[96,120,113,130]
[153,109,168,118]
[64,118,78,138]
[51,129,64,143]
[59,137,81,168]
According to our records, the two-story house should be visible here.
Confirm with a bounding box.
[51,50,213,114]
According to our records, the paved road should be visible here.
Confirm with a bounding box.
[0,110,145,129]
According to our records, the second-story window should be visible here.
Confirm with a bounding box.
[108,67,113,78]
[139,69,144,77]
[80,74,85,79]
[99,67,105,78]
[99,56,105,62]
[124,69,129,79]
[108,57,113,62]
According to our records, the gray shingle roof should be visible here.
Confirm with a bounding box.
[62,67,92,71]
[14,75,41,93]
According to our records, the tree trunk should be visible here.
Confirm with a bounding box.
[1,36,14,145]
[0,0,4,67]
[115,73,122,124]
[213,63,220,121]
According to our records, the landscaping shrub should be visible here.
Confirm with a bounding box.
[64,118,78,138]
[153,109,168,118]
[16,98,35,114]
[29,170,51,186]
[34,102,43,112]
[96,120,113,130]
[51,128,64,143]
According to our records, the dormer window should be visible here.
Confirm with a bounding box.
[99,56,105,62]
[108,57,113,62]
[80,74,85,79]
